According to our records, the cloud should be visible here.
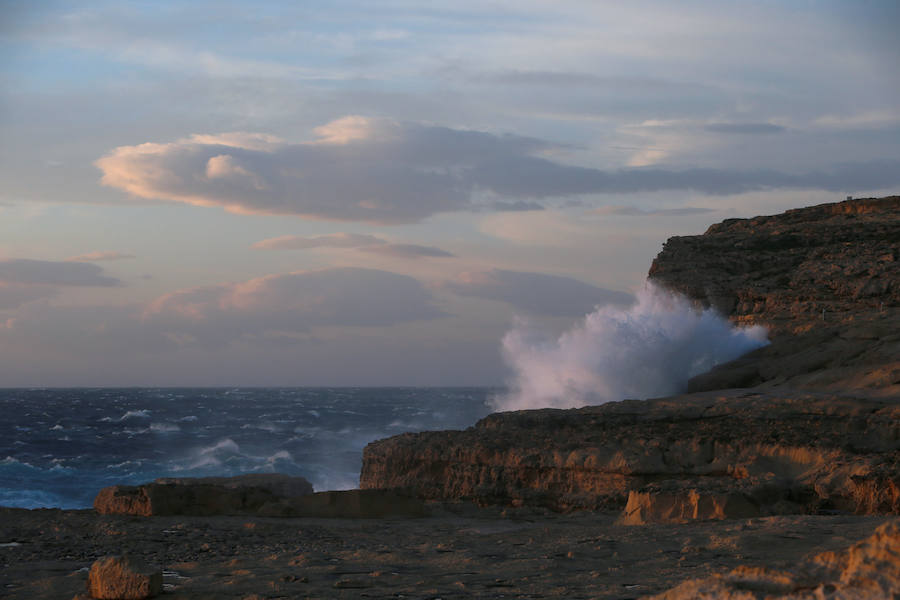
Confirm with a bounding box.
[143,267,444,344]
[441,269,633,317]
[252,233,452,258]
[0,284,58,310]
[0,259,121,287]
[96,117,900,224]
[488,200,546,212]
[704,123,786,134]
[594,206,716,217]
[0,259,122,309]
[360,244,454,259]
[95,117,554,224]
[65,251,136,262]
[252,233,385,250]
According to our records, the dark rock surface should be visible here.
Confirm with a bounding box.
[155,473,313,498]
[1,505,893,599]
[94,474,313,516]
[94,480,425,519]
[648,196,899,335]
[94,482,280,517]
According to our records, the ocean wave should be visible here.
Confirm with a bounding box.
[120,409,151,420]
[150,423,180,433]
[240,422,280,433]
[1,456,35,469]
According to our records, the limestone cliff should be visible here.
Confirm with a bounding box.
[648,195,899,335]
[361,390,900,516]
[360,196,900,519]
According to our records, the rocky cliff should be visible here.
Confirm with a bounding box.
[361,390,900,516]
[648,195,899,335]
[361,196,900,520]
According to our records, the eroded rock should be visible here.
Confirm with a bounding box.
[87,555,162,600]
[619,487,759,525]
[94,474,312,516]
[648,195,900,336]
[361,390,900,516]
[649,521,900,598]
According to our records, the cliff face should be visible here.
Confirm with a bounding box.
[361,390,900,516]
[648,196,899,335]
[361,196,900,519]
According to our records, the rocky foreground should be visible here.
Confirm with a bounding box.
[2,196,898,599]
[1,505,896,599]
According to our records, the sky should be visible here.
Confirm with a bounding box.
[0,0,897,386]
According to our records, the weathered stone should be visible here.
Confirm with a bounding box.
[94,476,308,516]
[87,555,162,599]
[687,311,900,396]
[619,487,759,525]
[361,390,900,515]
[650,521,900,599]
[648,195,900,336]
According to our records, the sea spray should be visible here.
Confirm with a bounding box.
[491,281,768,411]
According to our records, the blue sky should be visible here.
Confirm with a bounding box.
[0,0,897,385]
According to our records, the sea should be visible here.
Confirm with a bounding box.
[0,387,496,510]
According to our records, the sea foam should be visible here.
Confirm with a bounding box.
[492,281,768,411]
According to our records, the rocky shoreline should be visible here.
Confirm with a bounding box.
[2,196,898,599]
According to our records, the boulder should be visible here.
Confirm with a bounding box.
[87,555,162,599]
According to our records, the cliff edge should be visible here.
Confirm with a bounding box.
[648,195,899,335]
[361,196,900,520]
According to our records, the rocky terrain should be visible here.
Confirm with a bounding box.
[648,195,899,335]
[2,505,894,599]
[3,195,898,599]
[361,389,900,518]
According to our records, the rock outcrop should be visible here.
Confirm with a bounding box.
[153,473,313,497]
[361,390,900,516]
[649,520,900,599]
[687,310,900,396]
[87,555,162,600]
[93,476,425,518]
[648,196,899,335]
[94,474,312,516]
[361,197,900,520]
